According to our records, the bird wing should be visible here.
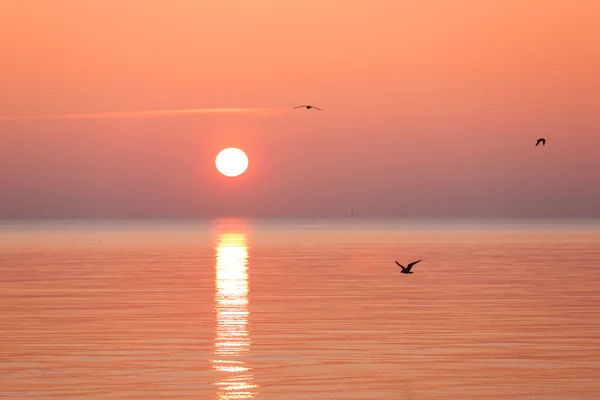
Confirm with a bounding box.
[395,261,406,270]
[313,107,322,110]
[405,260,421,271]
[294,105,308,108]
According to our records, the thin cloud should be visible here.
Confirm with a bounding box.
[0,107,287,121]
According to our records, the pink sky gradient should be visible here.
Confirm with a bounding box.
[1,1,599,218]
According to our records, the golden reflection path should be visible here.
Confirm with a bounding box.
[211,230,256,399]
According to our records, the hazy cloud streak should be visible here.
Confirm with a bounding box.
[0,107,286,121]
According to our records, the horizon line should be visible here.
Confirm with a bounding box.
[1,216,598,220]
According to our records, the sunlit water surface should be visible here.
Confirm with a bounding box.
[1,218,599,399]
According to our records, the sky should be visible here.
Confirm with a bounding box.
[1,0,599,218]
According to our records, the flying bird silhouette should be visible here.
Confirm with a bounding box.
[535,138,546,147]
[294,105,322,110]
[395,260,421,274]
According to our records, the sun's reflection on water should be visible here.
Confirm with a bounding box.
[211,230,256,399]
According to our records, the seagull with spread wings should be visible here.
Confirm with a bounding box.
[395,260,422,274]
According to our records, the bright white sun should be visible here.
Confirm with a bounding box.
[215,148,249,177]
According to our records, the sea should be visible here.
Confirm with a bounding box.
[1,218,599,399]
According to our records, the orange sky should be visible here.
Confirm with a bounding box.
[1,1,599,217]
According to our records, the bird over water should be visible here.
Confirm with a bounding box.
[395,260,422,274]
[536,138,546,147]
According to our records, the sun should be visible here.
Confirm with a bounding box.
[215,148,249,177]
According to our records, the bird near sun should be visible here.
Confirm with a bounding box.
[294,105,322,110]
[215,148,249,177]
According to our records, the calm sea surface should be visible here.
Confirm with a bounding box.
[1,218,599,399]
